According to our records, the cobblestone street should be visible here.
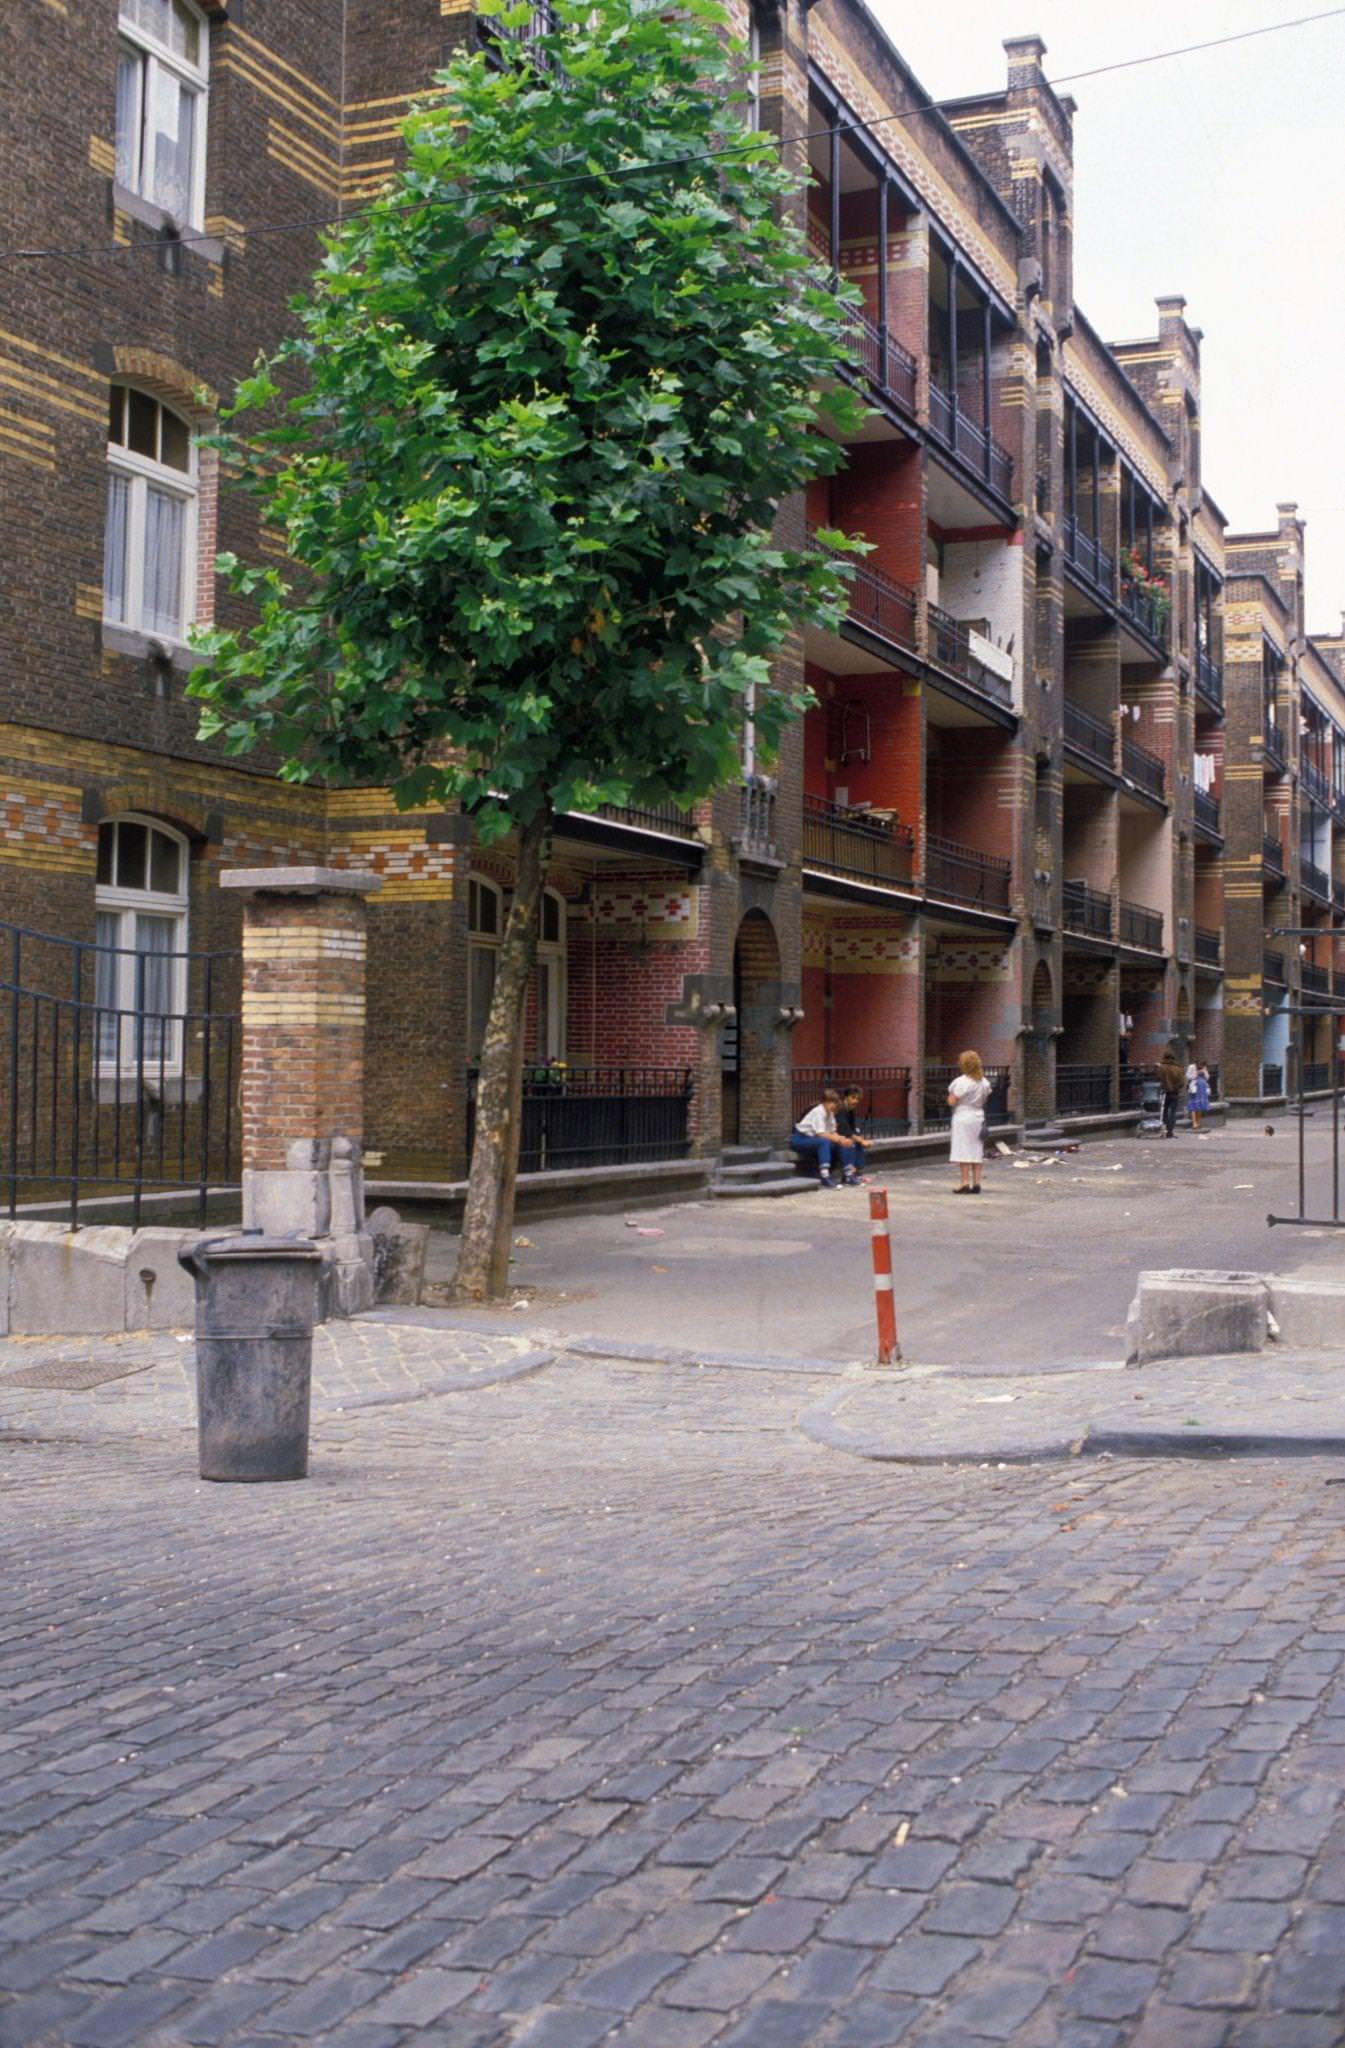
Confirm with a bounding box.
[5,1351,1345,2045]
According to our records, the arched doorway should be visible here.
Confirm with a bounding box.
[1025,957,1054,1124]
[721,909,782,1148]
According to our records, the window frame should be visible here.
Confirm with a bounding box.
[467,875,504,1065]
[534,889,567,1063]
[105,385,198,645]
[116,0,210,230]
[94,815,191,1076]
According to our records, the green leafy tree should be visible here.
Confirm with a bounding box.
[190,0,863,1299]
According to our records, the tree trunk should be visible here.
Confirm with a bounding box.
[452,808,551,1302]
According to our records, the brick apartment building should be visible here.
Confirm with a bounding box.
[0,0,1339,1207]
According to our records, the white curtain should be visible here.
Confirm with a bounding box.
[149,68,194,217]
[103,474,129,623]
[115,48,142,189]
[95,912,121,1067]
[143,486,184,635]
[135,914,176,1063]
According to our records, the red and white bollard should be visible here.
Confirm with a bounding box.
[869,1189,900,1365]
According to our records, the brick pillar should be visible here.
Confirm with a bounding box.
[220,867,381,1312]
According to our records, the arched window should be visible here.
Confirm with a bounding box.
[467,876,503,1063]
[105,386,197,642]
[116,0,209,227]
[95,816,189,1070]
[534,889,567,1062]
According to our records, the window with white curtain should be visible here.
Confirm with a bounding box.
[105,386,196,642]
[94,817,189,1072]
[468,876,503,1064]
[115,0,208,227]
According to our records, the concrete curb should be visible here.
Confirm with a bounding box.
[562,1336,850,1376]
[798,1388,1084,1466]
[329,1348,557,1413]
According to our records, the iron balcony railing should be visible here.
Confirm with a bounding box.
[1119,900,1164,952]
[1262,1062,1284,1096]
[478,1,560,68]
[1119,577,1168,648]
[1063,516,1115,596]
[1335,880,1345,915]
[1062,880,1114,940]
[811,528,918,655]
[923,833,1012,912]
[802,796,915,890]
[1301,962,1331,997]
[1263,720,1287,770]
[1063,698,1115,770]
[1302,759,1331,808]
[1195,926,1222,966]
[466,1065,693,1174]
[836,297,918,417]
[1264,949,1286,985]
[1302,856,1332,904]
[925,603,1013,710]
[922,1064,1011,1130]
[1303,1061,1331,1094]
[1122,735,1166,800]
[1057,1063,1113,1114]
[1263,833,1285,876]
[594,798,699,840]
[926,383,1014,500]
[792,1065,912,1138]
[1194,649,1224,709]
[738,774,777,860]
[1193,787,1221,835]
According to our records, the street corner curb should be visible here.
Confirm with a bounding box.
[562,1335,850,1375]
[1087,1426,1345,1460]
[328,1348,557,1413]
[795,1387,1083,1467]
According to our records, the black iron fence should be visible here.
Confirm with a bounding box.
[1062,880,1113,940]
[1119,899,1164,952]
[792,1065,912,1137]
[1122,735,1166,800]
[1195,926,1222,966]
[0,920,239,1226]
[1119,577,1168,648]
[1193,787,1221,835]
[1063,517,1115,595]
[1264,949,1287,985]
[1064,698,1115,770]
[1263,832,1285,876]
[922,1064,1011,1129]
[1057,1063,1113,1113]
[466,1065,693,1174]
[1302,856,1331,904]
[595,797,699,840]
[927,386,1014,499]
[1194,650,1224,708]
[836,299,918,416]
[926,604,1013,709]
[1264,720,1287,770]
[801,796,914,889]
[924,833,1012,912]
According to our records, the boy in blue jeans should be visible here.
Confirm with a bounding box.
[790,1089,861,1187]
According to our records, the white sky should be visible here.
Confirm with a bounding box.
[867,0,1345,631]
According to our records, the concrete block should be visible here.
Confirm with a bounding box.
[126,1228,199,1330]
[0,1225,11,1336]
[9,1222,130,1336]
[243,1167,331,1237]
[1268,1276,1345,1352]
[367,1205,430,1307]
[1125,1270,1268,1366]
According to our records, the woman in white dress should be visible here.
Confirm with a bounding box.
[948,1048,992,1194]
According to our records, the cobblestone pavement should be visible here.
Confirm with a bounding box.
[4,1356,1345,2045]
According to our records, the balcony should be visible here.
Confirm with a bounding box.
[1193,787,1221,837]
[924,833,1011,914]
[593,798,699,840]
[1122,735,1166,802]
[1263,949,1286,985]
[1119,899,1164,952]
[1301,962,1331,1000]
[927,383,1013,501]
[1063,699,1115,772]
[1302,759,1331,809]
[1263,721,1286,771]
[1063,517,1115,597]
[1335,880,1345,916]
[836,299,918,419]
[479,1,559,69]
[737,774,777,862]
[1057,1063,1113,1114]
[1263,833,1285,878]
[1118,576,1168,650]
[1304,1061,1331,1093]
[792,1065,911,1138]
[812,530,918,657]
[1062,880,1114,941]
[1302,856,1332,905]
[1195,926,1222,967]
[1194,649,1224,710]
[923,1064,1010,1129]
[802,796,915,892]
[925,603,1013,712]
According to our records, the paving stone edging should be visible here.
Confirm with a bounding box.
[329,1347,557,1411]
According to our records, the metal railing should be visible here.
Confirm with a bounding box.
[594,798,699,840]
[738,774,777,859]
[812,529,918,655]
[1302,856,1332,904]
[1122,735,1166,799]
[1336,881,1345,914]
[922,1064,1011,1129]
[1194,649,1224,708]
[1119,900,1164,952]
[1193,787,1221,834]
[1262,1062,1284,1096]
[1057,1063,1113,1114]
[1263,833,1285,876]
[1063,516,1115,595]
[1263,720,1286,770]
[1119,577,1168,647]
[1062,880,1114,940]
[1195,926,1222,966]
[466,1065,693,1174]
[1264,950,1286,985]
[1301,962,1331,997]
[1302,760,1331,808]
[926,603,1013,709]
[1304,1061,1331,1094]
[791,1065,912,1138]
[1063,698,1115,769]
[836,298,918,416]
[478,1,560,68]
[1120,1064,1160,1110]
[0,920,239,1227]
[924,833,1012,912]
[802,796,914,889]
[926,383,1013,499]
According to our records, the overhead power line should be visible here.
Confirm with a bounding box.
[1,5,1343,268]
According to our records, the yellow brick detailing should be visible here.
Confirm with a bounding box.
[0,774,92,875]
[205,216,248,253]
[267,117,340,198]
[242,994,367,1026]
[88,135,115,176]
[74,583,103,620]
[215,49,340,152]
[0,404,55,472]
[243,928,366,960]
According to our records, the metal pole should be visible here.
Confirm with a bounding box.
[869,1188,900,1364]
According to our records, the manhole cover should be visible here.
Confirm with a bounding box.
[0,1358,158,1392]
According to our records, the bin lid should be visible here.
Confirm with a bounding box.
[188,1233,323,1262]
